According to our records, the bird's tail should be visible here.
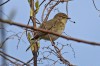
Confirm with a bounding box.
[26,41,40,52]
[26,33,40,52]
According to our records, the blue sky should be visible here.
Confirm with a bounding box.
[1,0,100,66]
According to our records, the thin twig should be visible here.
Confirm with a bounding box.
[43,1,60,22]
[39,0,46,7]
[26,58,33,64]
[17,31,26,49]
[0,0,10,6]
[0,54,18,65]
[41,0,52,22]
[92,0,100,11]
[0,50,26,64]
[0,32,22,48]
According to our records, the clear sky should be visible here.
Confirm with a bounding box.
[1,0,100,66]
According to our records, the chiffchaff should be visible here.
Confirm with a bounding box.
[26,13,70,51]
[32,13,70,41]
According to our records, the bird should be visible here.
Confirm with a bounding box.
[32,12,70,41]
[26,13,70,51]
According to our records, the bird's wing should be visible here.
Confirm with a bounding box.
[32,19,59,40]
[39,19,58,30]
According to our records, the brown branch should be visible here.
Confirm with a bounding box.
[50,41,71,65]
[41,0,52,22]
[0,33,20,48]
[0,54,18,65]
[29,0,38,66]
[30,0,36,28]
[0,50,26,64]
[40,44,73,65]
[45,1,60,20]
[0,18,100,46]
[43,1,60,22]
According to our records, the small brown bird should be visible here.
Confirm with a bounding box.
[26,13,70,51]
[32,13,70,41]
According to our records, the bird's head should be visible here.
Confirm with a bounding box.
[54,13,70,19]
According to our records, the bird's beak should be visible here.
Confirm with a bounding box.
[67,17,71,19]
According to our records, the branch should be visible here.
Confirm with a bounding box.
[0,0,10,6]
[0,54,18,65]
[0,18,100,46]
[44,1,60,22]
[0,50,26,64]
[29,0,38,66]
[92,0,100,12]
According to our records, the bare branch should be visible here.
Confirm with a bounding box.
[0,0,10,6]
[0,54,18,65]
[92,0,100,12]
[0,50,26,64]
[43,1,60,22]
[0,19,100,46]
[41,0,52,22]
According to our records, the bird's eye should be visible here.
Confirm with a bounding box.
[62,16,66,18]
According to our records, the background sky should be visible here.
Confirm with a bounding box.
[0,0,100,66]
